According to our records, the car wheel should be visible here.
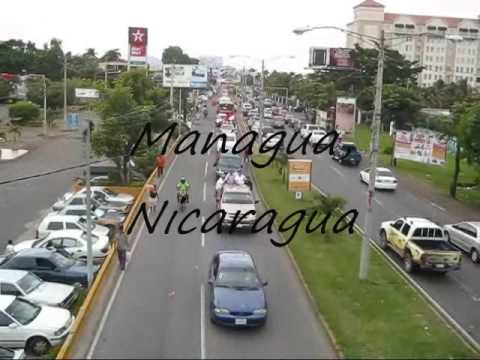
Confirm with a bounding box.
[27,336,51,356]
[403,252,415,273]
[379,231,388,250]
[471,249,480,263]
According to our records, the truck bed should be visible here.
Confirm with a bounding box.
[411,239,456,252]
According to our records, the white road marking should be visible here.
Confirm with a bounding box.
[203,182,207,202]
[374,198,383,207]
[201,233,205,248]
[200,284,206,360]
[449,273,480,302]
[87,155,178,359]
[431,202,446,212]
[204,161,208,178]
[329,165,345,178]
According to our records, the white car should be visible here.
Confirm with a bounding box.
[360,167,398,190]
[251,121,260,133]
[36,214,111,239]
[71,187,134,205]
[218,134,237,152]
[218,184,256,229]
[52,193,129,213]
[300,124,322,138]
[309,130,327,145]
[220,124,236,136]
[13,230,110,261]
[443,222,480,263]
[0,270,79,308]
[264,110,273,119]
[0,295,74,355]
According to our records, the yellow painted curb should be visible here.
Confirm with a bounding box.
[56,245,116,359]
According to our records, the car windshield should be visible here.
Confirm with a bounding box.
[216,267,261,288]
[17,272,43,294]
[5,298,41,325]
[226,135,236,142]
[78,217,96,230]
[218,156,242,168]
[223,192,253,204]
[343,145,358,152]
[51,252,75,268]
[102,188,117,196]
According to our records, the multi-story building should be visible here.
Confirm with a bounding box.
[346,0,480,87]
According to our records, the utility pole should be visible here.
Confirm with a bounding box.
[43,76,47,137]
[359,30,385,280]
[104,70,108,89]
[64,56,67,127]
[83,120,94,287]
[259,59,265,137]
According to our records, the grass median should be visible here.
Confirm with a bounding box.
[252,155,476,359]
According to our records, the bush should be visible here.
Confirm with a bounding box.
[383,145,394,155]
[9,101,40,121]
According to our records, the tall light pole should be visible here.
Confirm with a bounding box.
[64,56,68,127]
[293,25,436,280]
[43,76,47,137]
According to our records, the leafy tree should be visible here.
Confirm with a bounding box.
[358,84,422,130]
[162,46,195,64]
[459,103,480,168]
[8,101,40,121]
[100,49,121,62]
[0,78,13,98]
[116,69,152,104]
[305,193,347,240]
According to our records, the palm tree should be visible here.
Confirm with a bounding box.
[305,193,347,241]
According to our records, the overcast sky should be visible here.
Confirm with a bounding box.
[2,0,479,73]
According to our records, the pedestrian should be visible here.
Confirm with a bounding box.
[145,184,157,213]
[115,224,130,271]
[215,176,224,204]
[150,184,158,212]
[5,240,15,255]
[155,154,166,178]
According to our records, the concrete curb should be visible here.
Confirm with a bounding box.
[311,183,480,355]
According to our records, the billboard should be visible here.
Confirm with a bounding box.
[128,27,148,67]
[335,97,356,133]
[287,159,312,192]
[394,128,448,166]
[162,64,208,88]
[309,47,354,70]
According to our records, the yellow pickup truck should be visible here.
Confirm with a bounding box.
[379,217,462,274]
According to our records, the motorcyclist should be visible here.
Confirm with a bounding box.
[176,177,191,203]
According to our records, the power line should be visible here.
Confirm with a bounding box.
[0,159,108,186]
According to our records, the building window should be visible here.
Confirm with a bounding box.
[395,24,405,29]
[470,29,479,33]
[406,24,415,29]
[459,28,469,33]
[438,26,447,31]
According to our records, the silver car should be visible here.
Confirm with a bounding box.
[444,222,480,263]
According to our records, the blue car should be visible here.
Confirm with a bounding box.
[208,250,268,327]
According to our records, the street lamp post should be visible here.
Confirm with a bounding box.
[293,25,438,280]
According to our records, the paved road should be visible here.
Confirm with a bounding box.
[0,133,85,250]
[279,115,480,342]
[88,106,336,359]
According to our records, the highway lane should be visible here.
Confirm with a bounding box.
[275,116,480,342]
[89,105,336,359]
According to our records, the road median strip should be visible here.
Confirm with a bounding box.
[250,154,477,359]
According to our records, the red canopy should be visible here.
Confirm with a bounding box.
[0,73,17,81]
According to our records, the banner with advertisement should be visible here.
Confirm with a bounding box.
[287,159,312,192]
[309,47,355,70]
[335,97,356,134]
[128,27,148,67]
[394,128,448,166]
[162,64,208,88]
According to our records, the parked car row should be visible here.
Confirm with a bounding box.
[0,186,135,355]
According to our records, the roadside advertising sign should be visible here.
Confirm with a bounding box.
[309,47,355,70]
[75,88,99,98]
[394,128,448,166]
[287,159,312,192]
[128,27,148,67]
[335,97,356,134]
[162,64,208,88]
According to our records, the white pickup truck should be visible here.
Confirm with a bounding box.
[218,184,256,231]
